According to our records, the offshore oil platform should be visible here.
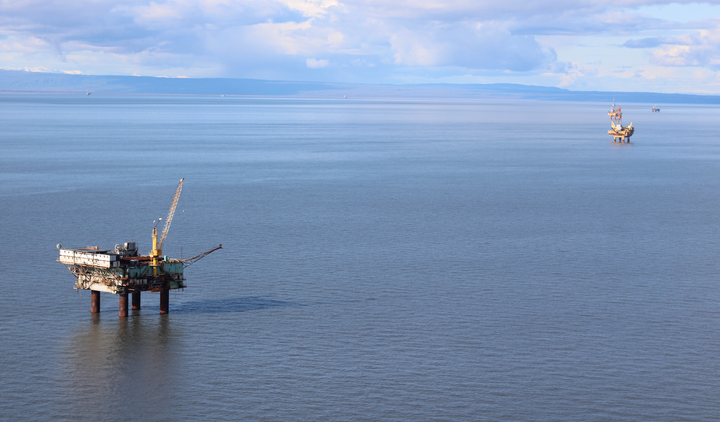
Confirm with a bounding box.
[608,99,634,143]
[57,178,221,317]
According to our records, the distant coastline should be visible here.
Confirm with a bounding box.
[2,69,720,104]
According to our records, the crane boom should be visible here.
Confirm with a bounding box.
[180,244,222,268]
[159,178,184,250]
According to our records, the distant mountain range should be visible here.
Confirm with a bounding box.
[1,69,719,104]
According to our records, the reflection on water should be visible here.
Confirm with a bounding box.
[174,296,300,314]
[61,315,181,421]
[58,296,298,421]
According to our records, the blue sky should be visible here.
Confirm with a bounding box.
[2,0,720,93]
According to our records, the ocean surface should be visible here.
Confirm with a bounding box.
[1,94,719,421]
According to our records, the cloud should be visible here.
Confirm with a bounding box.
[0,66,84,74]
[0,0,583,78]
[542,61,598,88]
[306,58,329,68]
[281,0,339,18]
[1,0,720,89]
[647,27,720,69]
[390,22,554,71]
[623,37,671,48]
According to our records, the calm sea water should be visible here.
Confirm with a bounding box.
[1,94,720,421]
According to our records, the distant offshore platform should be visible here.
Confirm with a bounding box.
[58,179,221,317]
[607,100,634,143]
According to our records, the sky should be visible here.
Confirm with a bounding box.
[2,0,720,93]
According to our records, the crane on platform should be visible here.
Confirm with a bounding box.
[151,178,184,269]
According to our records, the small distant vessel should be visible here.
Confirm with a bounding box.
[86,92,91,96]
[344,95,347,99]
[221,95,225,97]
[651,104,660,112]
[608,100,634,143]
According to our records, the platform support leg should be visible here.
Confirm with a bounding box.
[119,294,129,318]
[132,291,141,310]
[91,290,100,314]
[160,289,169,314]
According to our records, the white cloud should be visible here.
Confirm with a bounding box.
[0,66,84,74]
[280,0,339,17]
[390,23,554,71]
[649,27,720,69]
[542,61,597,87]
[1,0,720,91]
[123,1,184,27]
[306,58,329,68]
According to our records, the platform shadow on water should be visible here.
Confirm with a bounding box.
[173,296,302,315]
